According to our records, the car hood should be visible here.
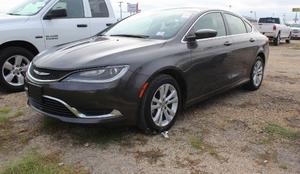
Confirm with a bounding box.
[33,36,166,70]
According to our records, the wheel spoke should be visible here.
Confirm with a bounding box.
[163,109,173,122]
[166,107,175,117]
[152,96,160,104]
[163,84,169,98]
[153,108,162,123]
[159,86,165,100]
[158,111,163,126]
[17,75,24,85]
[3,61,14,71]
[4,73,15,82]
[15,56,23,66]
[167,96,178,104]
[21,64,29,72]
[151,103,160,111]
[165,90,176,101]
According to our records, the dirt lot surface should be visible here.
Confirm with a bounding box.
[0,41,300,174]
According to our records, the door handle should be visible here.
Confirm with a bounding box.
[249,38,256,42]
[224,41,232,46]
[77,24,88,28]
[106,23,113,27]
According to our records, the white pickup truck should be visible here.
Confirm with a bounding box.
[0,0,116,91]
[255,17,292,46]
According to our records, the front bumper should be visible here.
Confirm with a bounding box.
[292,33,300,39]
[27,94,124,124]
[25,70,148,125]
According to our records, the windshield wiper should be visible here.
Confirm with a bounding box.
[110,34,150,39]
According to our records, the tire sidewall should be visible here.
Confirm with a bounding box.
[0,47,34,91]
[141,75,182,132]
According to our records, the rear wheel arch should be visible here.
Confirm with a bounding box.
[257,52,266,63]
[257,52,266,64]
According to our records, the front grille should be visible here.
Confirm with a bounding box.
[29,97,75,118]
[293,30,300,33]
[29,65,72,81]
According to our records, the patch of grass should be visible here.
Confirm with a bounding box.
[190,137,205,150]
[13,111,24,117]
[190,137,227,162]
[255,137,273,145]
[0,151,88,174]
[264,123,300,140]
[279,164,288,170]
[0,107,12,114]
[0,114,10,124]
[0,107,24,125]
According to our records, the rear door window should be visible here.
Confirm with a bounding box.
[224,14,247,35]
[89,0,109,17]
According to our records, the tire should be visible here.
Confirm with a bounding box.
[286,34,291,44]
[0,47,34,92]
[274,33,280,46]
[139,74,182,133]
[244,57,265,91]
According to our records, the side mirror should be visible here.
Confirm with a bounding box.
[44,9,67,20]
[185,29,218,42]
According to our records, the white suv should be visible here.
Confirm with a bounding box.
[0,0,116,91]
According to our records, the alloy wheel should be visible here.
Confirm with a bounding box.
[151,83,179,127]
[252,59,264,87]
[2,55,30,87]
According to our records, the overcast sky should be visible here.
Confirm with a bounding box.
[0,0,299,23]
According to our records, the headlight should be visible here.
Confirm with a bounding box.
[64,65,129,83]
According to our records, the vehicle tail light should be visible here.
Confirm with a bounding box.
[273,25,277,31]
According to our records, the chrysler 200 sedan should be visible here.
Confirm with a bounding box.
[26,8,269,132]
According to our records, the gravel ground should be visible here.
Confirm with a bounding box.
[0,41,299,174]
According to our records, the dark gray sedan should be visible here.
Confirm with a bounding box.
[26,8,269,133]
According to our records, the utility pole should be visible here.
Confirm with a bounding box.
[250,11,257,20]
[118,1,123,20]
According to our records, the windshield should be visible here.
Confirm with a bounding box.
[103,10,194,40]
[8,0,50,16]
[291,24,300,28]
[258,18,280,24]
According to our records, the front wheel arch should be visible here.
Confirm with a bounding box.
[0,41,39,56]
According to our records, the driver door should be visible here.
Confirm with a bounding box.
[42,0,91,48]
[187,12,234,96]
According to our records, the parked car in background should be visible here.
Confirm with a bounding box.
[0,0,116,91]
[26,8,269,133]
[290,24,300,39]
[255,17,291,46]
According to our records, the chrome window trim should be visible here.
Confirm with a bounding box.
[181,10,254,43]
